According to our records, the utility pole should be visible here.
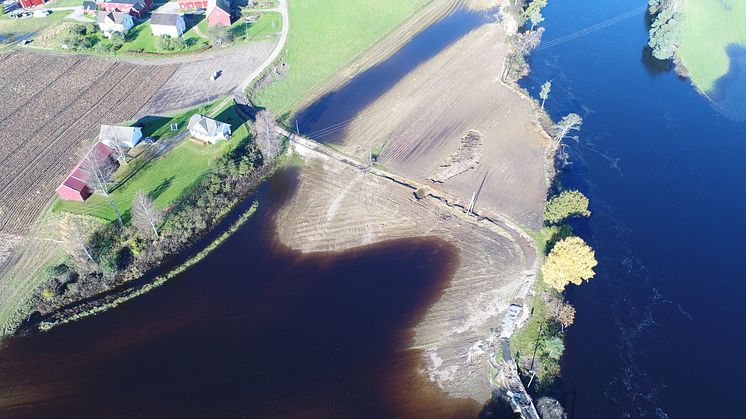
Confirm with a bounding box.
[527,323,543,389]
[467,191,476,215]
[295,120,300,135]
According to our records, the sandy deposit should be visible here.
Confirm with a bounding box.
[276,146,527,401]
[333,22,551,229]
[275,3,550,404]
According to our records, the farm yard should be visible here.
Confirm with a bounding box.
[0,51,178,236]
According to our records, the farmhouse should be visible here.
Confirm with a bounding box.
[206,0,230,27]
[188,114,231,144]
[99,125,143,148]
[82,1,97,15]
[150,13,186,38]
[177,0,207,10]
[56,142,114,201]
[19,0,45,8]
[96,11,134,37]
[95,0,151,18]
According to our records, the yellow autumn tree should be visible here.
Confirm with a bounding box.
[542,236,597,291]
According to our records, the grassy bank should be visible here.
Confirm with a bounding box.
[679,0,746,92]
[38,201,259,332]
[253,0,429,114]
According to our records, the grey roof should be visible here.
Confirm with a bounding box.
[207,0,230,14]
[188,114,230,138]
[98,125,140,145]
[150,13,182,26]
[96,10,130,25]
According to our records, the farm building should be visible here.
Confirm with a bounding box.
[97,11,134,36]
[82,1,97,15]
[206,0,230,27]
[95,0,151,18]
[98,125,143,148]
[177,0,207,10]
[56,142,114,201]
[188,114,231,144]
[150,13,186,38]
[18,0,44,8]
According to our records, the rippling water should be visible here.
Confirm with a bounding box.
[522,0,746,417]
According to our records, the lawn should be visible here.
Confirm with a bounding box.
[0,10,71,38]
[253,0,429,114]
[52,100,251,222]
[196,11,282,42]
[118,15,208,54]
[678,0,746,92]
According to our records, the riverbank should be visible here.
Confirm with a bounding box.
[273,0,553,405]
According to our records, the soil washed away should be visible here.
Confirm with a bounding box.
[0,169,483,418]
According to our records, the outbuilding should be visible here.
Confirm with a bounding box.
[82,1,97,15]
[188,114,231,144]
[96,0,151,18]
[98,125,143,148]
[18,0,44,8]
[176,0,207,10]
[150,13,186,38]
[56,142,114,201]
[206,0,230,27]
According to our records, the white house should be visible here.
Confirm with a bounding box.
[96,11,134,37]
[188,114,231,144]
[98,125,143,148]
[150,13,186,38]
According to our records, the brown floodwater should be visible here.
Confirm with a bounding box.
[0,169,486,418]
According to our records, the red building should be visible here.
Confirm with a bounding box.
[19,0,46,8]
[177,0,208,10]
[95,0,152,18]
[206,0,230,27]
[56,142,114,202]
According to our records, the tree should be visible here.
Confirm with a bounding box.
[544,190,590,224]
[523,0,547,29]
[254,110,282,160]
[539,80,551,109]
[81,144,123,226]
[110,32,124,50]
[60,214,95,265]
[107,133,131,165]
[553,113,582,147]
[648,0,682,60]
[542,236,597,291]
[536,397,568,419]
[542,336,565,361]
[207,25,232,47]
[132,190,162,238]
[556,302,576,331]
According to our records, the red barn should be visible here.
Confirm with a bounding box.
[19,0,46,8]
[177,0,208,10]
[206,0,230,27]
[96,0,151,18]
[56,142,114,202]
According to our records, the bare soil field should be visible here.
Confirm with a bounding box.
[276,147,528,402]
[331,23,551,229]
[135,41,275,114]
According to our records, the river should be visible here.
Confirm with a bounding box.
[1,1,744,417]
[521,0,746,417]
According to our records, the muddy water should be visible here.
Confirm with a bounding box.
[295,7,491,143]
[0,169,485,418]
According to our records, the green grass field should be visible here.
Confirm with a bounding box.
[253,0,429,114]
[0,10,71,38]
[679,0,746,92]
[52,101,249,222]
[120,20,207,54]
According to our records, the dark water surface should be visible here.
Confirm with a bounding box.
[521,0,746,417]
[295,8,490,143]
[0,170,480,418]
